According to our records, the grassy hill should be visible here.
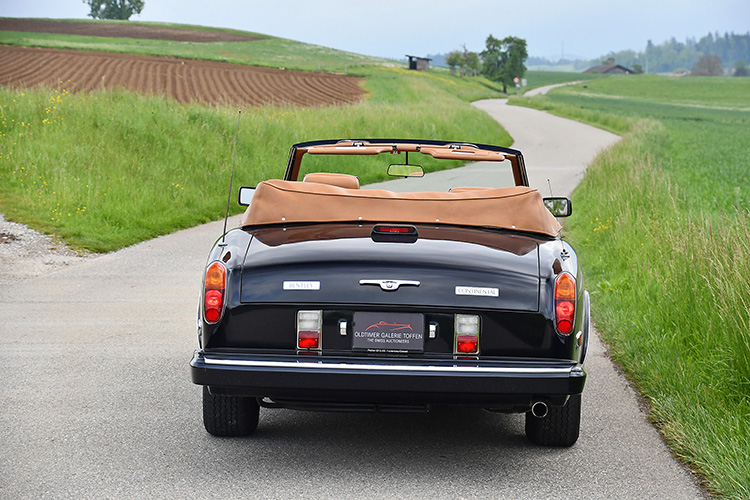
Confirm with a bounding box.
[0,19,511,252]
[512,74,750,499]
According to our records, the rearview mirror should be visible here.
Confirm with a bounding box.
[387,164,424,178]
[238,186,256,206]
[543,197,572,217]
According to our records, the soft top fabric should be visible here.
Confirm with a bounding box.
[241,179,561,237]
[302,172,361,189]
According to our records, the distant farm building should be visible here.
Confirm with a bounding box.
[406,55,431,71]
[583,64,634,75]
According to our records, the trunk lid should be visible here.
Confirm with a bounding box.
[240,224,540,312]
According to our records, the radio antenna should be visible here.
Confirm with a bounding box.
[220,110,242,246]
[547,178,554,197]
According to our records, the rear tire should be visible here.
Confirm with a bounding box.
[525,393,581,447]
[202,386,260,437]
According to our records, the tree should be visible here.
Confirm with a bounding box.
[632,63,644,74]
[734,60,748,77]
[84,0,144,20]
[446,50,463,75]
[464,50,480,77]
[480,35,528,93]
[446,46,481,77]
[691,54,724,76]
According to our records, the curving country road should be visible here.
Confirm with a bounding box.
[0,99,706,499]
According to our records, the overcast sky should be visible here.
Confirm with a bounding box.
[1,0,748,60]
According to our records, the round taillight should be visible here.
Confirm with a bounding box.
[557,320,573,335]
[556,300,575,318]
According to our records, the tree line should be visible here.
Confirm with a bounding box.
[605,32,750,75]
[527,32,750,76]
[445,35,528,93]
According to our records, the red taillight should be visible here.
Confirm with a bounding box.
[377,226,411,233]
[203,262,226,325]
[297,311,322,350]
[298,331,320,349]
[554,272,576,335]
[454,314,480,355]
[456,335,478,353]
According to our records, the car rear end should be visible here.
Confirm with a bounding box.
[191,222,588,444]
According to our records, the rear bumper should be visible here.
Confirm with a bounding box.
[190,350,586,408]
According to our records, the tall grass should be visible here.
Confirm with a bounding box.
[509,94,633,135]
[522,77,750,498]
[0,68,508,252]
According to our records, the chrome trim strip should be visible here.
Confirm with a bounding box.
[201,357,579,375]
[359,279,420,291]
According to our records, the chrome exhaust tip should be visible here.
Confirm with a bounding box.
[530,401,549,419]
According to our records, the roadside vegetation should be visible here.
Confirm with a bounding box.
[522,70,603,90]
[0,65,508,252]
[512,75,750,498]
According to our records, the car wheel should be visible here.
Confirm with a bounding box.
[525,393,581,447]
[202,386,260,437]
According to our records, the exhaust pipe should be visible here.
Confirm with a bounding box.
[530,401,549,419]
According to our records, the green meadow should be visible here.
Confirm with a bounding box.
[0,61,508,252]
[512,75,750,498]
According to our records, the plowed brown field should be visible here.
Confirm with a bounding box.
[0,45,364,107]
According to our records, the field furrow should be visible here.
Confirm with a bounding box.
[0,46,364,108]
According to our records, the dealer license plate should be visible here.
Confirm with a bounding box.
[352,312,424,352]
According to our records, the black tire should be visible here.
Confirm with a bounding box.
[525,393,581,447]
[202,386,260,437]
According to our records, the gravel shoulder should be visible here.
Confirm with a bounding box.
[0,213,94,285]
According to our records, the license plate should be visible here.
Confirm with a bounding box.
[352,312,424,352]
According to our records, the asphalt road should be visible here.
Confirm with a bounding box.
[0,99,707,499]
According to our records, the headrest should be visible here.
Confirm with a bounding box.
[302,172,360,189]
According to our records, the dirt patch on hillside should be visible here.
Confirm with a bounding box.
[0,18,262,43]
[0,45,364,107]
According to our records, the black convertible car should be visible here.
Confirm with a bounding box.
[190,139,589,446]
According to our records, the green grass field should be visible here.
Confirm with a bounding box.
[513,74,750,498]
[522,70,603,90]
[0,20,538,252]
[0,64,509,252]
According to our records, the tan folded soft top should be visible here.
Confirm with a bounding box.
[241,179,562,237]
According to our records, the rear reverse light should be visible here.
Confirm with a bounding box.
[554,272,576,335]
[297,310,322,350]
[203,261,227,324]
[455,314,480,354]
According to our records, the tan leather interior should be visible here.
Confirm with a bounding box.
[241,180,561,237]
[448,187,493,193]
[303,172,360,189]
